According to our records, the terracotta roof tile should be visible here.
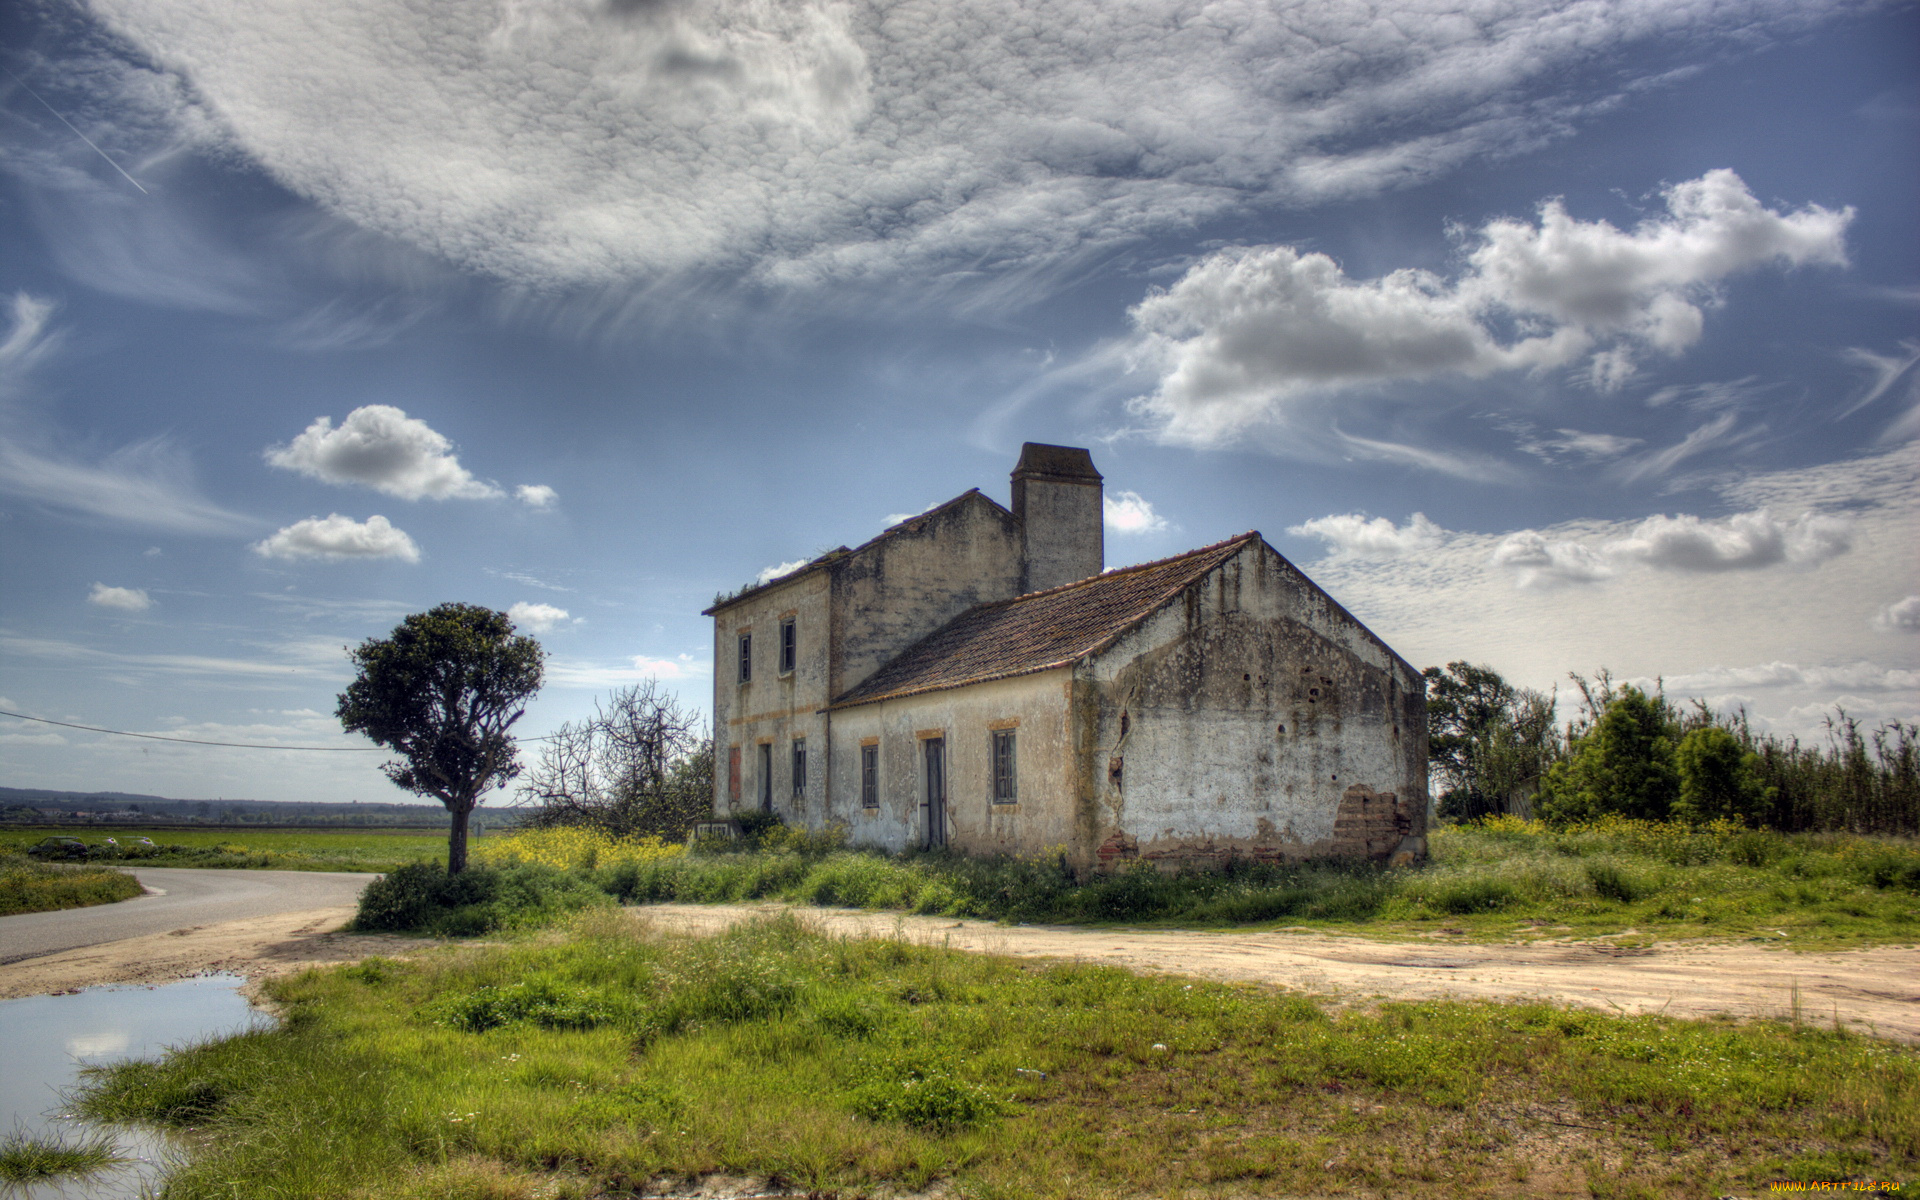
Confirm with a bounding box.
[829,532,1260,709]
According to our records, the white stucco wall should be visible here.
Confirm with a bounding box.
[1086,542,1427,863]
[710,569,833,822]
[824,670,1075,856]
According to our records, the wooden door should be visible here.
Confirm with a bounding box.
[923,737,947,849]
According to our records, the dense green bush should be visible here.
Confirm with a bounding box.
[351,861,607,935]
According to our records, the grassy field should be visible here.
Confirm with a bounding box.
[76,912,1917,1199]
[0,856,144,916]
[0,826,451,873]
[570,816,1920,950]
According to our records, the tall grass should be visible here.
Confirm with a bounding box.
[0,856,143,915]
[73,914,1920,1199]
[590,818,1920,945]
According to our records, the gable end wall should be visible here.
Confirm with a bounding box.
[1079,541,1428,869]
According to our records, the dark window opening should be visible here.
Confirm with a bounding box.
[861,745,879,808]
[758,743,772,811]
[738,634,752,683]
[992,730,1017,804]
[779,618,797,674]
[792,738,807,797]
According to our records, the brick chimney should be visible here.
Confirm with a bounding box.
[1011,442,1103,593]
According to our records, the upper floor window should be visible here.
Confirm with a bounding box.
[860,744,880,808]
[792,737,807,797]
[738,633,752,683]
[992,730,1017,804]
[779,618,797,674]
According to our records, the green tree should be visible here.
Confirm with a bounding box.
[1424,662,1560,820]
[1674,725,1771,824]
[1537,684,1679,824]
[337,603,545,873]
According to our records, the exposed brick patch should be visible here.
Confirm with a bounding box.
[1330,784,1417,859]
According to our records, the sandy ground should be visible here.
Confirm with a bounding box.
[637,902,1920,1042]
[0,905,419,1000]
[4,898,1916,1045]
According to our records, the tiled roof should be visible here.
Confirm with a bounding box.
[829,532,1261,710]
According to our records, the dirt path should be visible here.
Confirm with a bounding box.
[0,906,418,1000]
[7,897,1915,1044]
[638,903,1920,1042]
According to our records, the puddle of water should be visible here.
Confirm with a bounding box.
[0,975,274,1199]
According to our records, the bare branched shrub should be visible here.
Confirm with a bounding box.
[516,682,713,841]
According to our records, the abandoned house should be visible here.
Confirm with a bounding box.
[704,443,1428,870]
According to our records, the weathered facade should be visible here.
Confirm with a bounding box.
[706,444,1428,870]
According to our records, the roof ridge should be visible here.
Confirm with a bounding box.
[828,530,1267,710]
[982,529,1261,609]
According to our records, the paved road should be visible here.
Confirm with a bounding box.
[0,868,374,964]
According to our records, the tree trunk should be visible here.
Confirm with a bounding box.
[447,803,472,875]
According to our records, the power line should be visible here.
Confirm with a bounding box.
[0,709,381,751]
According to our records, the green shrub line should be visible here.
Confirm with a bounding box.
[360,820,1920,949]
[72,913,1919,1199]
[0,826,446,874]
[0,856,144,916]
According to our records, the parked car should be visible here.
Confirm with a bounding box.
[26,836,89,860]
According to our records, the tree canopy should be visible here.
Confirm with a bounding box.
[337,602,545,872]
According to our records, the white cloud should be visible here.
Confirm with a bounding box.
[516,484,557,508]
[507,601,569,633]
[1608,510,1852,572]
[1489,531,1615,589]
[756,559,810,585]
[87,583,153,612]
[265,405,500,500]
[1491,508,1853,585]
[1875,596,1920,633]
[546,653,710,688]
[252,514,420,562]
[1653,661,1920,694]
[77,0,1855,297]
[0,293,252,535]
[1103,490,1168,536]
[1128,170,1850,446]
[1289,513,1446,561]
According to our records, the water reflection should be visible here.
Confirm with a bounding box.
[0,975,273,1198]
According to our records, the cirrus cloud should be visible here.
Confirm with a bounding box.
[266,405,499,500]
[252,513,419,561]
[77,0,1860,298]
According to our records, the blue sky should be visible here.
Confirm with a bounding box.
[1,0,1914,806]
